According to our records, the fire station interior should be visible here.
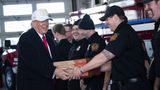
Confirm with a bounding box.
[0,0,154,90]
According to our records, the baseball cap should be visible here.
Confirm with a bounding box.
[100,5,125,21]
[143,0,153,4]
[31,9,52,21]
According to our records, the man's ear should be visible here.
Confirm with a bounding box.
[112,15,118,21]
[53,32,57,37]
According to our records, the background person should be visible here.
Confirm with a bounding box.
[51,23,72,90]
[52,24,72,61]
[64,24,73,44]
[143,0,160,90]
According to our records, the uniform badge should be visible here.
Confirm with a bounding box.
[91,43,99,52]
[110,33,119,41]
[87,44,90,51]
[76,46,81,51]
[158,27,160,32]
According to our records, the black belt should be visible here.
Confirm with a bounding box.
[113,77,146,86]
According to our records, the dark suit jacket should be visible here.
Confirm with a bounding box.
[17,28,56,90]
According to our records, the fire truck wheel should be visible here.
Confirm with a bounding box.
[5,66,15,90]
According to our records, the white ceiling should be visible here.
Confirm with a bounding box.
[0,0,53,5]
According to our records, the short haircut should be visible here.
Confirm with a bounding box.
[64,24,73,32]
[119,16,128,22]
[52,24,66,35]
[155,0,159,2]
[64,24,73,28]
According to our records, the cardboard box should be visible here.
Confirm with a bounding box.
[54,58,100,78]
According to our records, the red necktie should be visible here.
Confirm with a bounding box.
[42,35,48,50]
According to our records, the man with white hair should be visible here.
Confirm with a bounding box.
[17,9,69,90]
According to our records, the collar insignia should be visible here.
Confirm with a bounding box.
[158,27,160,32]
[76,46,81,51]
[87,44,90,51]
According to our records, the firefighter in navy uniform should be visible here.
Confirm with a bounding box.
[68,19,89,90]
[99,6,152,90]
[72,6,152,90]
[144,0,160,89]
[68,38,88,59]
[68,39,89,90]
[68,19,88,60]
[77,14,106,90]
[84,32,106,90]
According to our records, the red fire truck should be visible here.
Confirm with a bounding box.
[1,40,17,90]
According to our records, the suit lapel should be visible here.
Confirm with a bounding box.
[31,29,51,59]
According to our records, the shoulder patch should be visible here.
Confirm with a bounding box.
[91,43,99,52]
[110,33,119,41]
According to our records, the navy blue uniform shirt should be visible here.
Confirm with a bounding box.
[105,21,147,81]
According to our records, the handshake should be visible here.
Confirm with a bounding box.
[54,58,100,80]
[55,66,84,80]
